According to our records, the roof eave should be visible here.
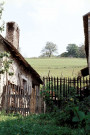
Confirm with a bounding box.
[0,34,43,84]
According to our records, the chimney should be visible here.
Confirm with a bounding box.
[6,22,20,50]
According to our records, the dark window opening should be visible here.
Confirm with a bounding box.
[22,79,27,90]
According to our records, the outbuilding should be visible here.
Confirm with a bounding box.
[0,22,43,114]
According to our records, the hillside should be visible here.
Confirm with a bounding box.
[26,58,87,77]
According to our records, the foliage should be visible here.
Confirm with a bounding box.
[0,52,13,74]
[0,2,4,33]
[60,44,86,58]
[60,52,69,57]
[78,45,86,58]
[0,100,89,135]
[66,44,79,58]
[54,99,90,135]
[72,107,90,135]
[77,96,90,113]
[0,82,90,135]
[0,112,86,135]
[41,82,57,112]
[0,52,14,84]
[41,81,90,135]
[41,42,58,57]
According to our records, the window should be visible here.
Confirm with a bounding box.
[22,79,27,90]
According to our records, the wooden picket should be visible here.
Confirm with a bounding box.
[1,77,90,115]
[1,84,31,116]
[42,76,90,100]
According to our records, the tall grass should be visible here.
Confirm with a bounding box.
[0,112,82,135]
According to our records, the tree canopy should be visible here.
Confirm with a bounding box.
[66,44,79,57]
[60,44,86,58]
[41,42,58,57]
[78,45,86,58]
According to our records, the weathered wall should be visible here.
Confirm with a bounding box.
[0,42,5,97]
[0,40,41,113]
[0,41,32,101]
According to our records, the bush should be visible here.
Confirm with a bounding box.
[77,96,90,113]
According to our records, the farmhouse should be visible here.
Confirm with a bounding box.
[0,22,43,113]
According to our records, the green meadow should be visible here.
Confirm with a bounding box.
[26,58,87,77]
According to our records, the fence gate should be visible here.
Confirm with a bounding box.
[1,84,42,115]
[2,84,31,116]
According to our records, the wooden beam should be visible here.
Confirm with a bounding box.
[88,16,90,75]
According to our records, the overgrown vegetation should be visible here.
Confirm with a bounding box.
[0,93,89,135]
[0,77,90,135]
[41,82,90,135]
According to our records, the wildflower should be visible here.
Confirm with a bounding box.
[70,98,74,101]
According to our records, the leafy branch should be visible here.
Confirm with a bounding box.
[0,52,14,85]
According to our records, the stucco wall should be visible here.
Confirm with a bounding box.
[0,41,32,95]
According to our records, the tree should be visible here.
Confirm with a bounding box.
[0,52,14,85]
[60,44,86,58]
[0,2,4,33]
[66,44,79,58]
[60,52,68,57]
[41,42,58,57]
[78,45,86,58]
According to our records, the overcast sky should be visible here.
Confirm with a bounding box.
[1,0,90,57]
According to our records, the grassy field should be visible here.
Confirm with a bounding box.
[26,58,87,77]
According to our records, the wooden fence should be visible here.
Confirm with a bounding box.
[1,84,41,116]
[1,77,90,115]
[42,77,90,100]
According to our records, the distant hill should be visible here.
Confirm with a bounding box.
[26,58,87,77]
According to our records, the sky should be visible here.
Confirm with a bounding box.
[1,0,90,57]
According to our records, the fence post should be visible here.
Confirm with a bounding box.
[77,77,79,95]
[6,85,9,113]
[57,77,58,100]
[51,77,53,99]
[68,78,69,95]
[80,77,82,97]
[54,77,56,101]
[66,78,67,98]
[63,78,65,97]
[60,78,62,99]
[4,85,7,111]
[42,77,46,114]
[38,85,42,113]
